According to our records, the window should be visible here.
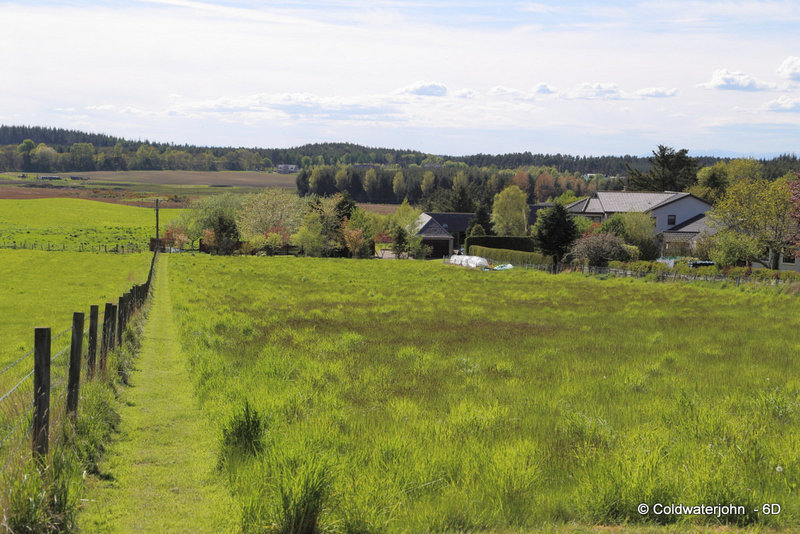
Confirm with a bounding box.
[667,214,676,226]
[783,248,796,264]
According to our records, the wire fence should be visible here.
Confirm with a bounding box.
[0,242,145,254]
[0,251,156,484]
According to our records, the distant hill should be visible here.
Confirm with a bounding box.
[0,125,124,149]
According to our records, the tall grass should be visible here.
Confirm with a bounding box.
[169,255,800,531]
[1,289,149,532]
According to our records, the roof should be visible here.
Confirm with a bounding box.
[566,191,708,215]
[528,202,554,225]
[415,213,453,239]
[662,214,717,235]
[423,212,475,233]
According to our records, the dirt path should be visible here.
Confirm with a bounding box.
[79,255,235,533]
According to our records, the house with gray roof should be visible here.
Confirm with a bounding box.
[566,191,712,233]
[415,213,455,257]
[413,212,475,258]
[567,191,713,256]
[660,214,716,256]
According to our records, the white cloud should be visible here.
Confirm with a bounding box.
[532,83,557,95]
[454,88,477,99]
[488,85,530,99]
[777,56,800,81]
[699,69,777,91]
[565,82,622,100]
[518,3,558,14]
[636,87,678,98]
[397,81,448,97]
[1,1,799,156]
[764,96,800,112]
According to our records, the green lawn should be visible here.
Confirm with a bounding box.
[166,255,800,532]
[0,198,184,250]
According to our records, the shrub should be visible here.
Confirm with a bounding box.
[621,244,639,262]
[271,453,331,534]
[219,400,268,470]
[469,246,552,266]
[469,224,486,237]
[408,239,433,260]
[570,233,630,267]
[709,230,760,267]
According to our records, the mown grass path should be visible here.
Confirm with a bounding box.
[80,255,235,533]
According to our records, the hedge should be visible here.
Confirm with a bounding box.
[470,245,553,266]
[464,236,536,254]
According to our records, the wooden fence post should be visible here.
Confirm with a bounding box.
[100,303,113,371]
[110,304,118,350]
[33,327,51,461]
[116,296,125,347]
[66,312,85,415]
[88,305,98,377]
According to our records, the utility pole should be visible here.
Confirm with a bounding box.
[155,198,160,242]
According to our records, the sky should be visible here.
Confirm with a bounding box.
[2,0,799,157]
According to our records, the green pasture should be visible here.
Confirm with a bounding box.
[0,249,152,378]
[0,198,183,249]
[168,255,800,532]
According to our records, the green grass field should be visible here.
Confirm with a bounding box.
[0,249,153,375]
[167,255,800,532]
[0,198,183,250]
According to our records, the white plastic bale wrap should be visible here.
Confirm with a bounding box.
[450,255,488,268]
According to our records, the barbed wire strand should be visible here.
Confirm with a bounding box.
[0,402,32,451]
[0,347,34,379]
[51,326,73,343]
[50,345,70,365]
[0,369,34,406]
[0,405,33,475]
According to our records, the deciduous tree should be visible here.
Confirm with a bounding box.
[491,185,529,235]
[235,189,305,241]
[710,176,796,269]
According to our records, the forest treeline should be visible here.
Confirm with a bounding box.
[1,124,796,188]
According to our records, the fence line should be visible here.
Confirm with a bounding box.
[0,250,158,479]
[0,242,144,254]
[446,256,797,287]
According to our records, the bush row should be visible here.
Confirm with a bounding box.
[470,245,553,267]
[464,236,536,254]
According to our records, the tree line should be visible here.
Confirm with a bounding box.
[5,124,794,179]
[296,164,630,210]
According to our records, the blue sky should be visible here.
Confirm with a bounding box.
[2,0,799,157]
